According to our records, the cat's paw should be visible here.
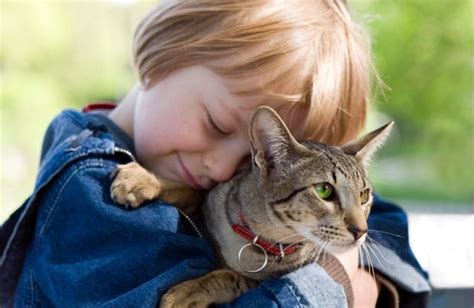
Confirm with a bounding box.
[159,283,207,308]
[110,162,161,208]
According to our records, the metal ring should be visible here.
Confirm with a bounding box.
[237,242,268,273]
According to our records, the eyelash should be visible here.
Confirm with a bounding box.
[206,111,228,136]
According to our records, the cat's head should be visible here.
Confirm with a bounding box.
[249,106,393,252]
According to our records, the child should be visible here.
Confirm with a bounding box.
[0,0,430,307]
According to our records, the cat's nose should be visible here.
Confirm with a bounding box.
[348,226,367,240]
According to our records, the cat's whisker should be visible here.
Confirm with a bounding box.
[364,240,390,272]
[359,244,369,291]
[243,220,320,248]
[358,245,365,274]
[310,242,329,270]
[365,235,383,247]
[365,236,394,265]
[263,229,313,251]
[361,242,374,275]
[368,228,404,238]
[363,242,376,281]
[273,234,319,271]
[301,243,319,269]
[319,241,331,266]
[314,240,329,265]
[360,243,376,300]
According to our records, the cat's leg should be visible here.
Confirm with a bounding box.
[157,179,204,214]
[110,162,162,208]
[110,162,203,212]
[160,269,257,308]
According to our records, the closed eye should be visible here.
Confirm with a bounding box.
[205,109,230,136]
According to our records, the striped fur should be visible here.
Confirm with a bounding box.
[159,107,393,307]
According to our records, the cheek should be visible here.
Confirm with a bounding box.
[133,126,165,169]
[133,111,209,161]
[133,108,172,162]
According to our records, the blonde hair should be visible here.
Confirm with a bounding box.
[133,0,377,145]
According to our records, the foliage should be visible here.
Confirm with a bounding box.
[1,1,153,220]
[353,0,473,202]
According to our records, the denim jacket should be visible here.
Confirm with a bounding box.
[0,108,431,307]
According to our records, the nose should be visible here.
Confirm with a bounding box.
[344,204,368,241]
[204,143,248,184]
[347,225,367,241]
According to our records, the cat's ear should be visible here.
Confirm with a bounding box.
[339,122,394,166]
[249,106,300,179]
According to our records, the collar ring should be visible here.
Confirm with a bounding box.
[237,238,268,273]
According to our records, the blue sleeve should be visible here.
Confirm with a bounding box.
[363,194,431,305]
[225,264,347,308]
[14,158,215,307]
[368,195,428,279]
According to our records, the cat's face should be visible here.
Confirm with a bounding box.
[249,106,393,253]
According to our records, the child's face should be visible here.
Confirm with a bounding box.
[133,65,284,190]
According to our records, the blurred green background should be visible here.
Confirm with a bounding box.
[1,0,473,223]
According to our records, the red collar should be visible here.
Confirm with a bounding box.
[82,102,116,113]
[231,212,300,257]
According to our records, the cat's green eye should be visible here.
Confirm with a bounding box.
[314,183,333,200]
[360,189,371,204]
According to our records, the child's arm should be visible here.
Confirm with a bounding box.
[226,263,350,307]
[12,160,351,307]
[12,159,213,306]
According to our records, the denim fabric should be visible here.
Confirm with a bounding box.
[0,108,429,307]
[369,195,429,279]
[368,196,431,307]
[15,158,215,307]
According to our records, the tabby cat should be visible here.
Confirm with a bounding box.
[111,106,393,308]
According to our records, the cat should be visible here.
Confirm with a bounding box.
[110,106,393,308]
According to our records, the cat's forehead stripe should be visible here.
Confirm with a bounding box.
[319,148,347,179]
[307,145,367,190]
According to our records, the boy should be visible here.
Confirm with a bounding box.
[1,1,430,306]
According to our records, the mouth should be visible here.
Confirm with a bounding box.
[177,154,204,190]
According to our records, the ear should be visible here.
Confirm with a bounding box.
[249,106,300,180]
[339,122,394,166]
